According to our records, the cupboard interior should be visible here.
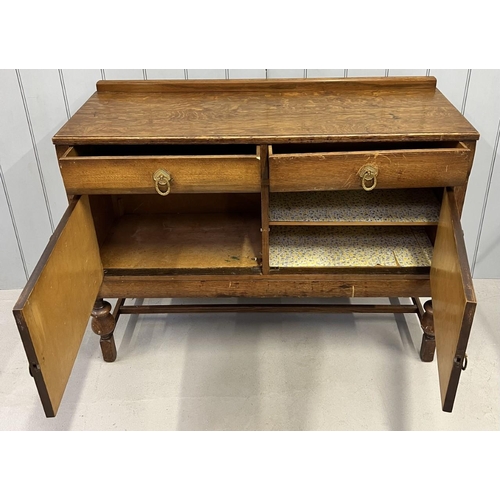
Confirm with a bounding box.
[267,188,441,273]
[268,225,434,271]
[89,193,262,275]
[269,188,441,225]
[89,188,441,275]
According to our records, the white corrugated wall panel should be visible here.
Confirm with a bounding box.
[61,69,102,115]
[18,69,69,225]
[347,69,386,77]
[145,70,185,79]
[461,70,500,275]
[0,163,27,288]
[228,69,267,79]
[0,70,53,276]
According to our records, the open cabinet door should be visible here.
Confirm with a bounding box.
[431,189,476,412]
[13,196,102,417]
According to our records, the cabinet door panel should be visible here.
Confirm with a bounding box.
[431,189,476,412]
[13,196,102,417]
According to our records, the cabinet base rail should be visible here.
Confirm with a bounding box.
[110,297,426,321]
[115,302,421,316]
[98,297,433,365]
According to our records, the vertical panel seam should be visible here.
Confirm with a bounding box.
[0,161,29,280]
[225,69,229,79]
[58,70,72,120]
[15,70,55,231]
[461,69,472,115]
[100,69,106,80]
[344,69,348,78]
[143,69,148,80]
[385,69,389,77]
[184,69,189,80]
[471,118,500,275]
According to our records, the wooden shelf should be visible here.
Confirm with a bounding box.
[100,213,261,274]
[269,189,440,225]
[269,226,433,269]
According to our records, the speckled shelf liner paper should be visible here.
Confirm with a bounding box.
[269,226,433,268]
[269,189,441,223]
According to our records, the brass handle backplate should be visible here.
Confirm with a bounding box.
[153,169,172,196]
[358,165,378,191]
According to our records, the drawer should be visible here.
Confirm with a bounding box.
[59,144,261,194]
[268,142,471,192]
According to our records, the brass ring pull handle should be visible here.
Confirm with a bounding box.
[455,353,468,371]
[358,165,378,191]
[153,169,172,196]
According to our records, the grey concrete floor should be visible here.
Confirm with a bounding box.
[0,280,498,430]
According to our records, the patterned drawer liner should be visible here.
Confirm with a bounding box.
[269,189,440,223]
[269,226,433,268]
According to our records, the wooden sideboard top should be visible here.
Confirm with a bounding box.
[53,77,479,145]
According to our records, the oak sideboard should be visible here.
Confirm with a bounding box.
[13,77,479,417]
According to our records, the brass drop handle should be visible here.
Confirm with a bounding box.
[358,165,378,191]
[153,169,172,196]
[455,353,468,371]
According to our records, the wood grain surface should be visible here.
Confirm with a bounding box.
[99,273,431,298]
[260,143,270,274]
[269,143,471,191]
[95,77,439,93]
[60,147,261,194]
[13,196,102,417]
[117,303,419,314]
[53,78,479,145]
[99,213,261,273]
[431,189,476,412]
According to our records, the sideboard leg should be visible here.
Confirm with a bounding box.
[419,300,435,362]
[91,299,117,362]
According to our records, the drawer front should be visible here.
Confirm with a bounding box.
[59,147,261,194]
[269,143,471,192]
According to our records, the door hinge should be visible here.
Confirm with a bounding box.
[29,363,41,377]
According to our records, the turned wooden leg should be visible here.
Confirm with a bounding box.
[91,299,117,362]
[419,300,435,362]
